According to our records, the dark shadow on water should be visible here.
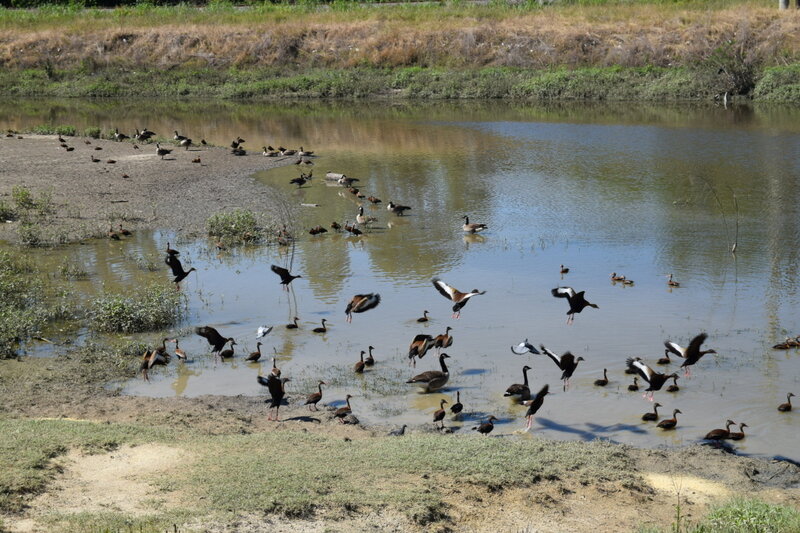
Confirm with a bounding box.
[460,368,489,376]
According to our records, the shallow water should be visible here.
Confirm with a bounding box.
[3,99,799,460]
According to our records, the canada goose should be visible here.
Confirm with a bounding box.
[417,310,430,323]
[386,201,412,216]
[114,128,129,142]
[657,409,682,430]
[155,143,172,159]
[356,206,377,226]
[408,334,435,366]
[504,365,532,401]
[778,392,795,412]
[298,146,314,156]
[338,176,359,187]
[270,264,302,290]
[626,357,679,401]
[286,317,299,329]
[262,146,279,156]
[664,333,716,377]
[245,342,263,362]
[312,319,328,334]
[180,138,192,150]
[462,215,488,234]
[231,137,245,148]
[433,326,453,354]
[472,415,498,435]
[165,254,196,287]
[433,399,448,429]
[450,391,463,415]
[510,339,541,355]
[173,130,187,142]
[354,351,366,374]
[407,353,451,392]
[257,374,290,421]
[522,384,550,431]
[594,368,609,387]
[304,381,326,411]
[704,419,736,441]
[345,293,381,323]
[365,346,376,367]
[667,274,680,287]
[431,277,486,319]
[195,326,234,353]
[280,147,297,156]
[334,394,353,422]
[289,175,309,188]
[539,345,584,391]
[642,403,662,421]
[551,286,599,324]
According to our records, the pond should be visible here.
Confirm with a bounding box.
[2,99,799,461]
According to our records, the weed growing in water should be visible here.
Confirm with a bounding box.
[88,283,185,333]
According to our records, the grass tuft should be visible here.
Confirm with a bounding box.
[693,498,800,533]
[206,209,262,244]
[88,283,184,333]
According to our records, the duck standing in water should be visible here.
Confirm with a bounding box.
[406,353,451,392]
[522,384,550,431]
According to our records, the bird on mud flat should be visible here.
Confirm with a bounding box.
[433,399,448,429]
[258,374,289,421]
[472,415,498,435]
[431,277,486,319]
[156,143,172,159]
[304,381,326,411]
[551,286,598,324]
[334,394,354,423]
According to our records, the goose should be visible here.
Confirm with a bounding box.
[407,353,451,392]
[664,333,716,377]
[304,381,326,411]
[173,130,187,142]
[312,319,328,334]
[522,384,550,431]
[642,403,662,421]
[551,287,598,324]
[628,377,640,391]
[593,368,609,387]
[472,415,498,435]
[257,375,289,421]
[778,392,795,412]
[386,201,411,216]
[195,326,234,354]
[270,264,302,290]
[339,176,360,186]
[510,339,541,355]
[354,351,366,374]
[289,174,309,188]
[65,146,74,152]
[263,146,280,157]
[432,277,486,319]
[118,224,132,236]
[155,143,172,159]
[356,206,377,226]
[462,215,487,234]
[231,146,246,156]
[450,391,463,416]
[667,274,680,287]
[365,346,376,367]
[173,339,187,362]
[560,264,570,274]
[280,147,297,156]
[433,399,448,429]
[219,339,236,359]
[728,422,747,441]
[256,325,273,339]
[539,345,584,390]
[113,128,129,142]
[657,409,682,430]
[334,394,353,423]
[408,334,435,366]
[245,342,263,362]
[626,357,679,401]
[704,419,736,441]
[417,310,430,323]
[180,138,192,150]
[286,317,299,329]
[165,254,196,287]
[433,326,453,354]
[388,425,407,436]
[200,139,207,147]
[504,365,532,401]
[106,159,116,164]
[772,337,799,350]
[666,375,680,393]
[344,293,381,323]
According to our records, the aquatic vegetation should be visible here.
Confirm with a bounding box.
[88,283,185,333]
[206,208,262,244]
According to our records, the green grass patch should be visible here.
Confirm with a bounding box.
[206,209,262,244]
[0,250,46,358]
[88,283,184,333]
[692,498,800,533]
[57,261,90,280]
[27,124,77,137]
[0,199,16,222]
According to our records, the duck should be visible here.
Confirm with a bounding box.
[539,345,584,390]
[667,274,680,287]
[173,130,187,142]
[139,348,169,381]
[180,138,192,150]
[433,399,448,429]
[165,254,196,287]
[551,286,599,324]
[286,317,300,329]
[354,351,366,374]
[626,357,679,401]
[417,310,430,323]
[462,215,488,234]
[155,143,172,159]
[309,225,328,236]
[245,342,263,362]
[113,128,129,141]
[257,374,290,421]
[504,365,533,401]
[365,346,376,367]
[628,377,640,391]
[642,403,662,421]
[304,381,326,411]
[407,353,451,392]
[334,394,353,423]
[345,293,381,323]
[106,159,116,164]
[621,278,635,285]
[560,264,569,274]
[472,415,498,435]
[339,176,360,187]
[312,319,328,334]
[367,196,382,204]
[593,368,609,387]
[510,339,541,355]
[386,201,412,216]
[433,326,453,354]
[450,391,463,416]
[657,352,672,365]
[666,375,680,393]
[778,392,795,412]
[408,334,435,366]
[280,147,297,156]
[173,339,187,362]
[219,339,236,359]
[729,422,748,441]
[657,409,682,430]
[231,137,245,148]
[343,221,363,236]
[522,384,550,431]
[704,419,736,441]
[388,425,407,436]
[610,272,626,282]
[91,155,101,163]
[165,242,180,256]
[330,221,342,232]
[298,146,314,157]
[664,333,716,377]
[107,226,120,240]
[118,224,132,236]
[772,338,798,350]
[289,175,309,188]
[270,264,302,290]
[432,277,486,319]
[231,146,246,156]
[195,326,234,354]
[200,139,207,147]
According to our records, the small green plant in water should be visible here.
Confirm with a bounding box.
[58,261,90,280]
[89,283,185,333]
[206,209,262,244]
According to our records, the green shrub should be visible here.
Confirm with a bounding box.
[29,124,77,136]
[693,499,800,533]
[58,261,90,280]
[206,209,262,243]
[11,185,35,210]
[88,283,184,333]
[83,126,102,139]
[0,199,15,221]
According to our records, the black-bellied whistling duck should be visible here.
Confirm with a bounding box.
[246,342,262,362]
[560,264,569,274]
[388,425,407,436]
[522,384,550,431]
[156,143,172,159]
[270,356,280,378]
[778,392,795,412]
[728,423,747,441]
[334,394,353,423]
[504,365,532,401]
[666,375,680,392]
[462,215,487,234]
[667,274,680,287]
[365,346,375,367]
[773,338,794,350]
[200,139,207,147]
[432,277,486,319]
[140,348,169,381]
[657,352,671,365]
[219,339,236,359]
[165,242,179,256]
[312,319,328,334]
[642,403,662,421]
[257,374,290,421]
[510,339,541,355]
[195,326,233,354]
[165,254,196,287]
[91,155,101,163]
[368,196,382,204]
[450,391,463,415]
[664,333,716,377]
[433,326,453,354]
[118,224,132,236]
[551,287,598,324]
[472,415,498,435]
[610,272,626,282]
[407,353,451,392]
[408,334,435,366]
[330,221,342,232]
[173,339,187,362]
[286,317,299,329]
[345,293,381,323]
[271,264,301,290]
[539,345,584,391]
[386,201,411,216]
[256,326,273,339]
[628,377,640,391]
[417,310,430,323]
[108,226,120,240]
[192,157,201,164]
[354,351,366,374]
[304,380,325,411]
[657,409,682,430]
[308,225,328,236]
[627,357,678,401]
[433,399,448,429]
[106,159,116,164]
[594,368,609,387]
[704,419,736,440]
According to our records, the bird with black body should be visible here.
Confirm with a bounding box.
[165,254,196,288]
[551,286,599,324]
[195,326,234,354]
[304,380,326,411]
[539,345,584,391]
[450,391,463,416]
[504,365,533,402]
[472,415,498,435]
[704,419,736,441]
[626,357,679,401]
[245,342,262,362]
[257,374,290,421]
[354,351,366,374]
[664,333,716,377]
[642,403,662,421]
[334,394,353,423]
[522,384,550,431]
[270,264,302,290]
[431,277,486,319]
[778,392,795,412]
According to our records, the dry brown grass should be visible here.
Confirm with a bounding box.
[1,4,799,71]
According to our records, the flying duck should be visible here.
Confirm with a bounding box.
[270,264,302,290]
[195,326,234,354]
[165,254,196,287]
[432,277,486,319]
[664,333,716,377]
[539,345,584,390]
[344,293,381,323]
[510,339,541,355]
[626,357,679,401]
[522,384,550,431]
[408,334,435,366]
[551,287,598,324]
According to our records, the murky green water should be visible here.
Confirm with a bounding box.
[3,99,799,461]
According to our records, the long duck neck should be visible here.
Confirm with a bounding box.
[522,367,530,386]
[318,383,324,394]
[439,355,449,374]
